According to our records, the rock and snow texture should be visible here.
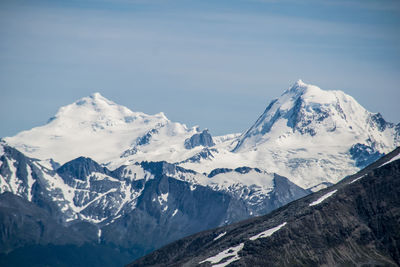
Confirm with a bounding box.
[0,143,308,226]
[129,149,400,267]
[184,129,215,149]
[182,80,400,188]
[4,93,204,168]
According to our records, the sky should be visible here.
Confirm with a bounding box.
[1,0,400,137]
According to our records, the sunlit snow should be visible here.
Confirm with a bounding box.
[309,189,337,206]
[199,243,244,267]
[213,231,226,241]
[249,222,287,241]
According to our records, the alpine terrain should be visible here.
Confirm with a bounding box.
[129,147,400,267]
[0,80,399,265]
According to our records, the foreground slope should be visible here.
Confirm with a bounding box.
[129,147,400,267]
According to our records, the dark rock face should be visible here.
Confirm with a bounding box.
[179,148,217,164]
[0,193,133,267]
[57,156,112,182]
[208,168,234,178]
[102,174,248,257]
[0,192,89,254]
[207,167,261,178]
[128,149,400,267]
[268,174,309,209]
[184,129,215,149]
[350,143,384,168]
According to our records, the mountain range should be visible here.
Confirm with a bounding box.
[129,147,400,267]
[1,80,399,266]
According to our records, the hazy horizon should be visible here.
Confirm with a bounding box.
[1,0,400,137]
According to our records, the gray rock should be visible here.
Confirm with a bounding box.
[184,129,215,149]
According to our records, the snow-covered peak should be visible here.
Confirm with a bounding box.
[227,81,400,187]
[90,92,104,99]
[4,93,195,166]
[50,93,153,126]
[294,79,306,87]
[287,79,307,93]
[283,80,339,107]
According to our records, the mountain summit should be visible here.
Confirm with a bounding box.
[4,93,196,166]
[179,80,399,188]
[234,80,399,153]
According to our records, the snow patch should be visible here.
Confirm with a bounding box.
[26,165,35,201]
[249,222,287,241]
[213,231,226,241]
[350,175,365,184]
[172,209,178,217]
[380,153,400,167]
[158,192,168,204]
[97,229,102,243]
[309,189,337,206]
[199,243,244,267]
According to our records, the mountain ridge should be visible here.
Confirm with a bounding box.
[4,80,400,189]
[128,147,400,267]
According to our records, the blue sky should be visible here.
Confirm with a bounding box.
[1,0,399,136]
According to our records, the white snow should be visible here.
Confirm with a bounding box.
[213,232,226,241]
[4,92,200,169]
[65,217,76,223]
[199,243,244,267]
[97,229,102,243]
[158,192,168,205]
[180,80,399,188]
[25,165,35,201]
[249,222,287,241]
[380,153,400,167]
[77,188,118,212]
[350,175,365,184]
[309,183,330,192]
[309,189,338,206]
[119,165,153,181]
[172,209,178,217]
[4,159,24,196]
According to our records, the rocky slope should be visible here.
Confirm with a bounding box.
[0,142,308,266]
[129,147,400,267]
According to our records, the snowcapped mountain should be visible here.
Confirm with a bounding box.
[180,80,400,188]
[234,79,399,152]
[3,81,399,189]
[4,93,206,168]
